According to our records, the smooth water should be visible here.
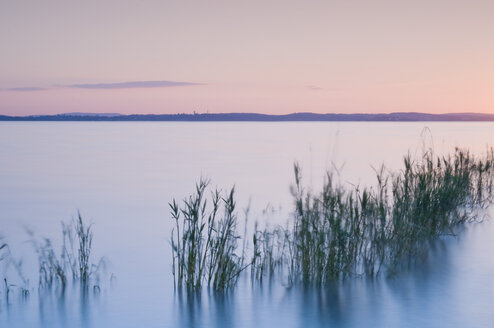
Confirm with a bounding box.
[1,122,494,327]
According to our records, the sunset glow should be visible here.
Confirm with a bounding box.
[1,0,493,115]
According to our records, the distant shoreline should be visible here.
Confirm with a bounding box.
[2,112,494,122]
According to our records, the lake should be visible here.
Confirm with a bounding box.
[1,122,494,327]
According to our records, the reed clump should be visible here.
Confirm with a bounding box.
[251,148,494,284]
[0,239,31,299]
[30,212,102,290]
[170,179,248,290]
[173,148,494,288]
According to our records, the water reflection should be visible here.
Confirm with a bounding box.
[1,282,101,328]
[172,236,461,328]
[2,123,494,327]
[176,288,236,328]
[2,222,488,328]
[176,289,203,328]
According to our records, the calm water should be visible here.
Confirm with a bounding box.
[1,122,494,327]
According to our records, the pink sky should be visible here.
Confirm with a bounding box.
[1,1,493,116]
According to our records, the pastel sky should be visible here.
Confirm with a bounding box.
[1,0,493,115]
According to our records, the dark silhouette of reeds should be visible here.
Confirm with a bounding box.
[0,239,31,300]
[170,179,248,290]
[75,213,92,285]
[29,212,101,291]
[173,148,494,288]
[0,242,7,261]
[254,148,494,284]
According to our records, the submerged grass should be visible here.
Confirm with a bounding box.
[0,213,107,307]
[170,179,248,290]
[0,241,6,262]
[255,148,494,284]
[173,148,494,288]
[28,212,103,291]
[0,239,31,300]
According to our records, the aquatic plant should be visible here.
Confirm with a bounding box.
[386,148,494,271]
[174,148,494,288]
[0,241,7,262]
[251,223,287,281]
[36,238,67,288]
[30,212,102,290]
[170,179,247,290]
[0,239,31,299]
[252,148,494,284]
[75,213,93,285]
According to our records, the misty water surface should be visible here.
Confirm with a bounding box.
[1,122,494,327]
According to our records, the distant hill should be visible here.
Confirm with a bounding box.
[60,112,122,117]
[1,112,494,121]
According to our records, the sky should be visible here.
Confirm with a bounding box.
[1,0,493,116]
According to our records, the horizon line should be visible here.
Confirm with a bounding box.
[2,111,494,122]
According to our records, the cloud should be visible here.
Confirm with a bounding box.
[2,80,203,92]
[6,87,48,91]
[306,85,323,91]
[67,80,203,89]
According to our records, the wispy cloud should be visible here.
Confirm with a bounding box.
[2,80,203,92]
[6,87,48,91]
[306,85,323,91]
[67,80,203,89]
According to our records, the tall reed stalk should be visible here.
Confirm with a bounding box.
[170,179,247,290]
[30,212,100,290]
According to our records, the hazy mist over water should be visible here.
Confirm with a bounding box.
[1,122,494,327]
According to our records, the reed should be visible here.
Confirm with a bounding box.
[173,148,494,288]
[0,239,30,298]
[75,212,92,285]
[0,241,7,262]
[251,223,286,281]
[170,179,247,290]
[252,148,494,284]
[30,212,99,290]
[36,238,67,289]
